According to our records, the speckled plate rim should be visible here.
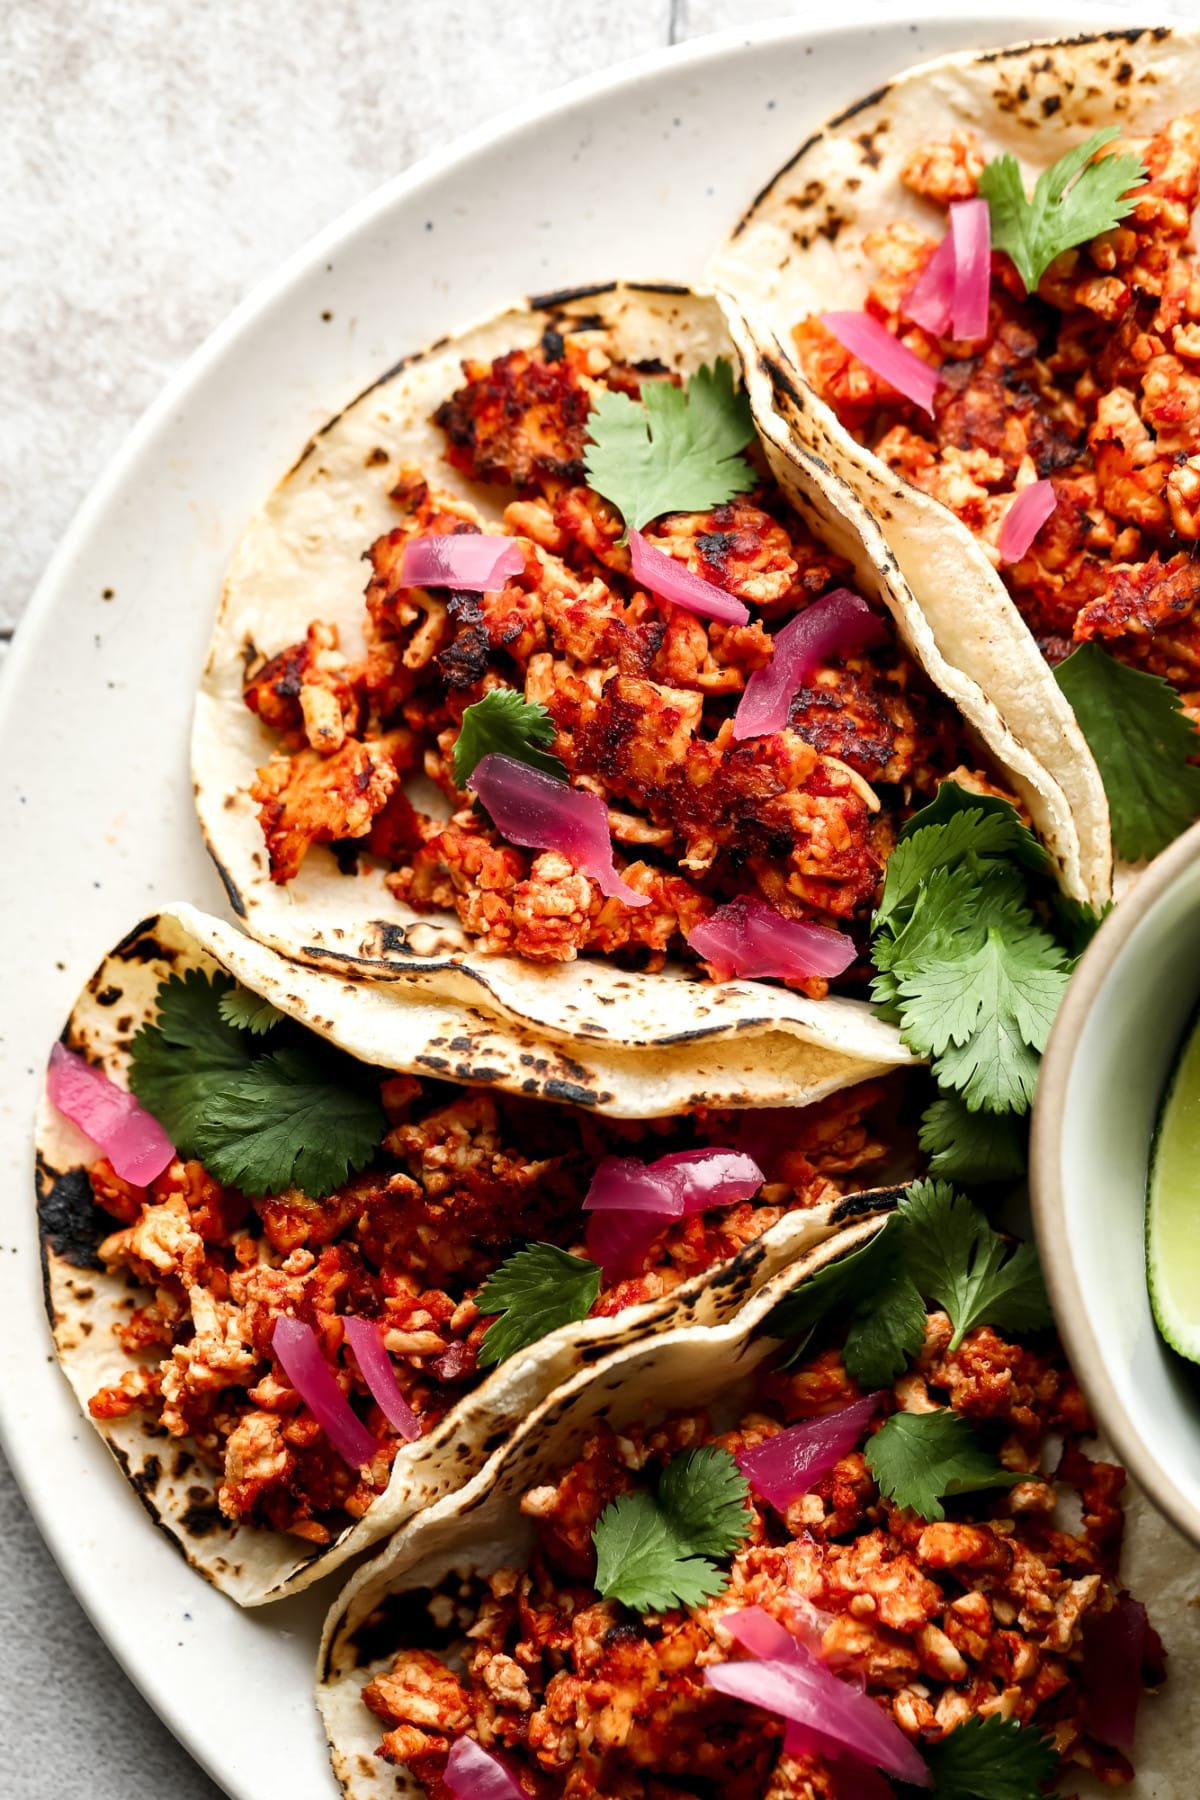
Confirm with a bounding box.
[0,5,1152,1797]
[1032,818,1200,1551]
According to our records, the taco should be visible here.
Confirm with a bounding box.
[194,280,1110,1060]
[36,906,912,1605]
[711,27,1200,865]
[319,1190,1192,1799]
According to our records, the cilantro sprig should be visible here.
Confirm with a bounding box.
[872,784,1071,1120]
[582,360,756,532]
[593,1446,752,1612]
[452,689,567,789]
[925,1715,1059,1800]
[769,1181,1050,1389]
[1056,642,1200,862]
[476,1243,601,1369]
[978,126,1148,295]
[129,972,385,1200]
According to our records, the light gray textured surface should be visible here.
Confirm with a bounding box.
[2,2,1169,1795]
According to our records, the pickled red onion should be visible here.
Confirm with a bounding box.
[820,312,940,415]
[950,199,991,341]
[467,754,649,907]
[628,528,751,626]
[271,1316,377,1470]
[687,897,856,984]
[651,1148,763,1213]
[706,1644,930,1786]
[1082,1596,1154,1752]
[732,588,887,740]
[583,1147,763,1282]
[46,1042,174,1185]
[400,534,525,591]
[736,1393,884,1511]
[445,1736,527,1799]
[902,232,955,336]
[998,480,1058,563]
[724,1607,803,1661]
[343,1317,422,1443]
[582,1157,680,1216]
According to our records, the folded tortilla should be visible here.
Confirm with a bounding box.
[709,30,1200,897]
[318,1222,1198,1800]
[195,281,1110,1057]
[36,907,903,1605]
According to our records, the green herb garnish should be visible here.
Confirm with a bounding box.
[128,970,254,1150]
[978,126,1148,295]
[190,1045,385,1200]
[769,1182,1050,1388]
[593,1446,752,1612]
[768,1228,919,1386]
[923,1713,1059,1800]
[475,1243,601,1369]
[872,786,1070,1115]
[217,988,286,1036]
[582,359,756,532]
[865,1409,1026,1521]
[1056,642,1200,861]
[901,1179,1050,1350]
[918,1092,1027,1184]
[129,971,384,1199]
[452,689,568,789]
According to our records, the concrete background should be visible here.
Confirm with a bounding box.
[1,2,1171,1795]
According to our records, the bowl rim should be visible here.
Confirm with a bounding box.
[1032,816,1200,1548]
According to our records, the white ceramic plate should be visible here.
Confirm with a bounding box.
[0,6,1143,1795]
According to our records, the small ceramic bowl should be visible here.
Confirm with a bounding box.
[1033,818,1200,1549]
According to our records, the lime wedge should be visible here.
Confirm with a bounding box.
[1148,1008,1200,1361]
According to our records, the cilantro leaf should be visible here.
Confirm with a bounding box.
[900,1181,1051,1350]
[895,916,1070,1113]
[897,781,1049,865]
[768,1228,888,1361]
[771,1186,1049,1391]
[1055,642,1200,861]
[217,987,285,1036]
[128,970,254,1152]
[592,1493,724,1612]
[865,1410,1025,1521]
[979,127,1149,295]
[767,1229,888,1342]
[872,787,1071,1116]
[874,860,1027,1005]
[880,786,1048,929]
[657,1446,755,1559]
[192,1045,385,1199]
[452,689,567,789]
[924,1714,1059,1800]
[476,1243,601,1369]
[582,360,757,532]
[844,1258,928,1389]
[593,1446,751,1612]
[768,1224,926,1388]
[919,1093,1027,1184]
